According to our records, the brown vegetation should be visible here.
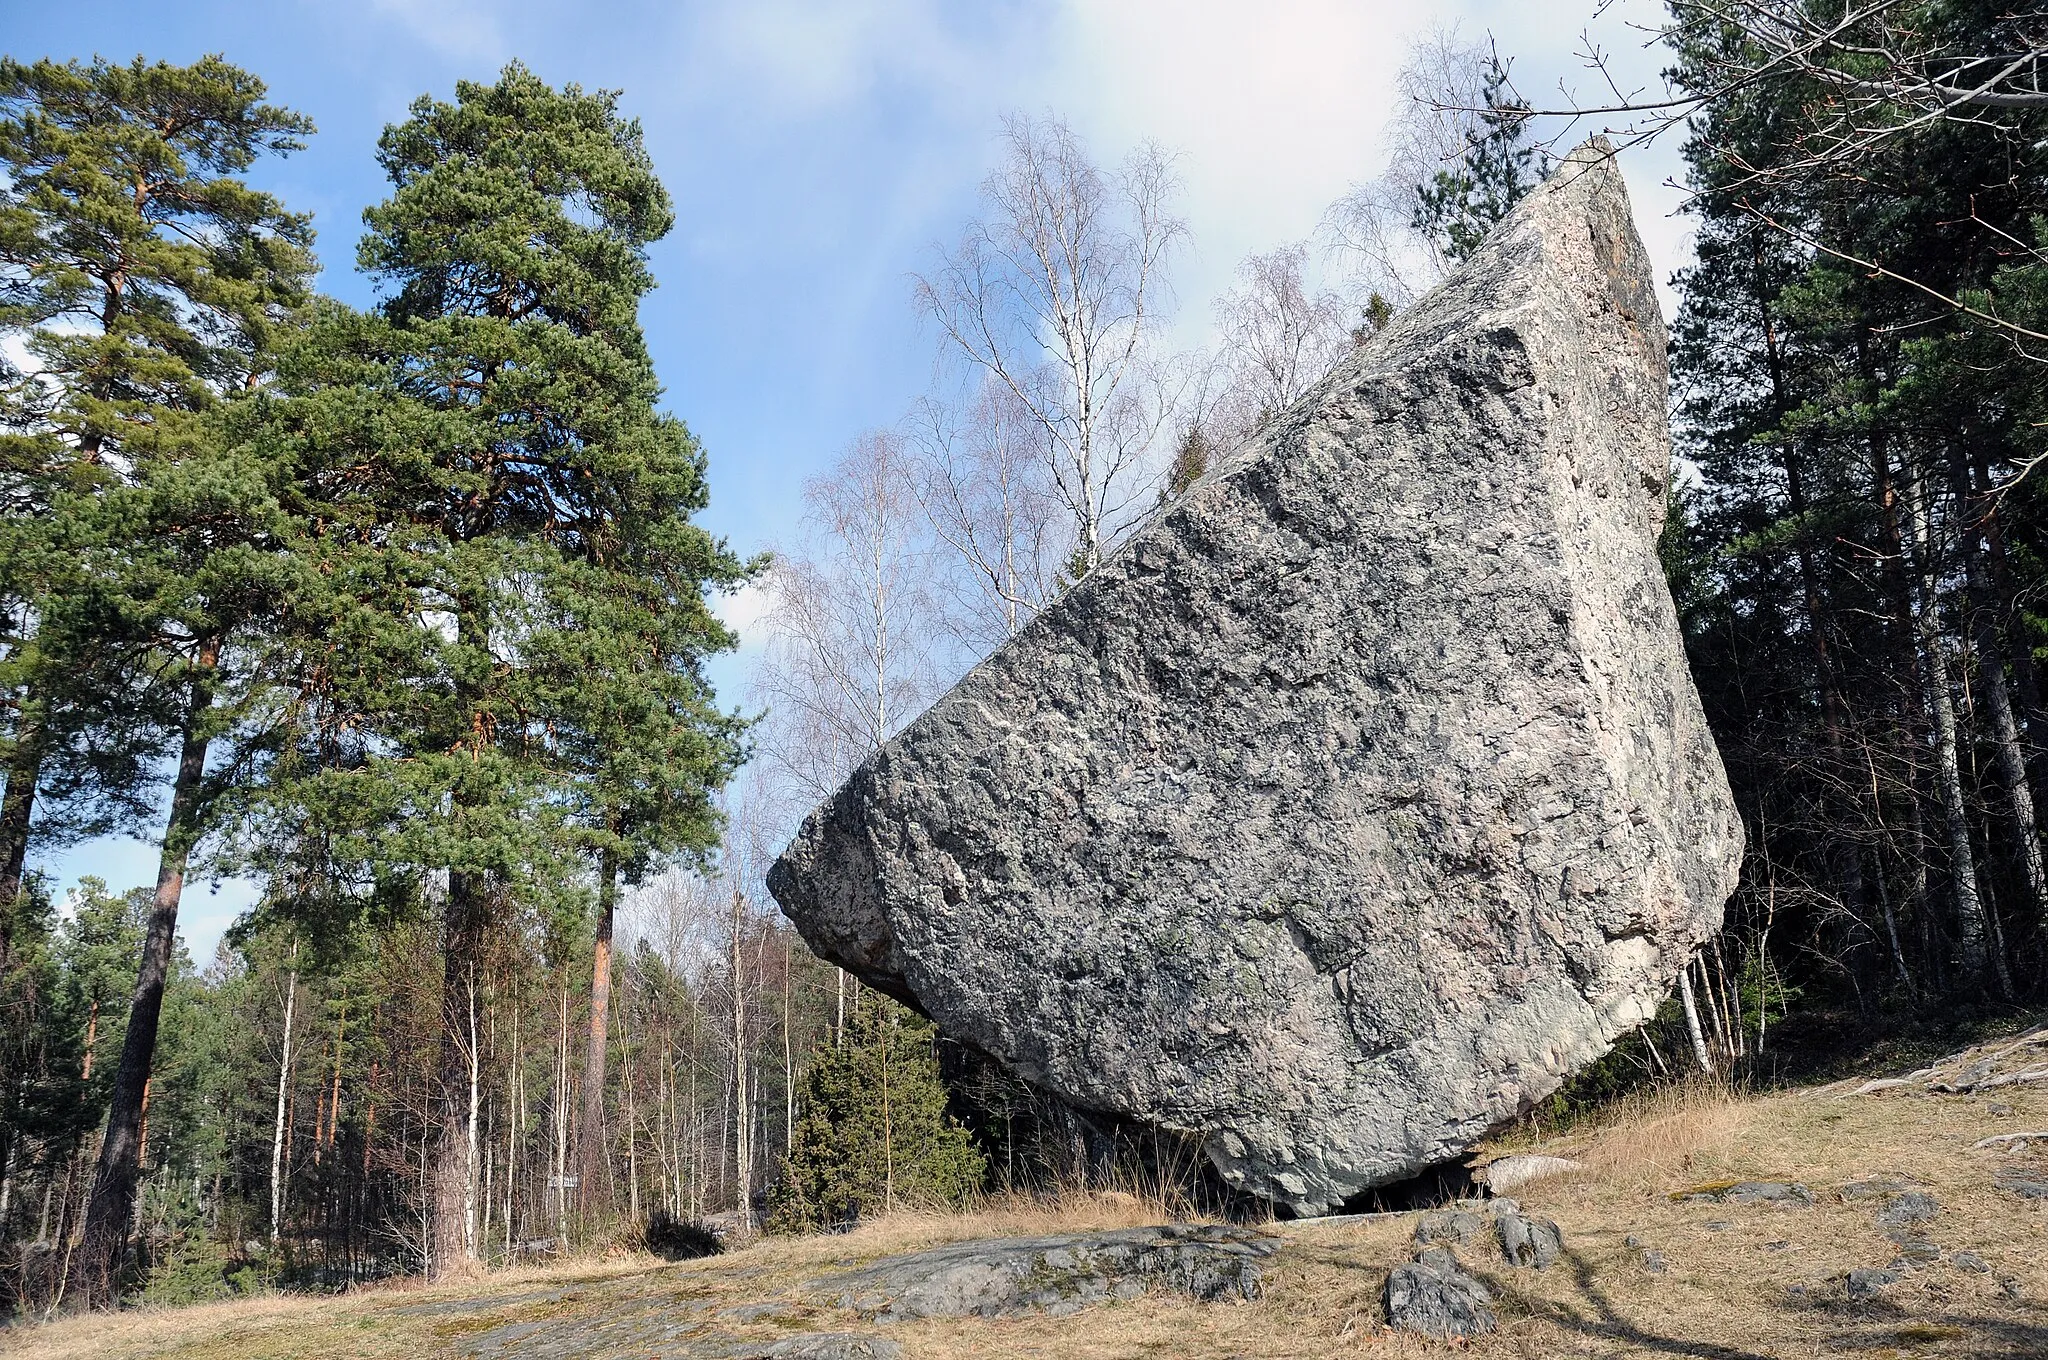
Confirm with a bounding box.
[11,1027,2047,1360]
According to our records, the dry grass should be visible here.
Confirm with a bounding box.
[1555,1078,1749,1194]
[9,1036,2048,1360]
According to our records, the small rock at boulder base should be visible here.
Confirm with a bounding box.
[1479,1154,1584,1193]
[1414,1209,1489,1248]
[1497,1211,1563,1269]
[1384,1256,1497,1338]
[1876,1190,1940,1228]
[1952,1251,1991,1274]
[1845,1268,1902,1301]
[768,136,1743,1216]
[818,1226,1277,1322]
[1642,1249,1669,1275]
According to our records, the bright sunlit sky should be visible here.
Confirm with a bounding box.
[12,0,1693,961]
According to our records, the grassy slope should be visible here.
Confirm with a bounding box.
[9,1031,2048,1359]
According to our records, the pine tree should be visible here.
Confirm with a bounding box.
[770,995,984,1230]
[0,57,318,1303]
[259,63,747,1275]
[0,56,314,919]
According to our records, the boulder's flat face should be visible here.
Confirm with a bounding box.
[768,140,1743,1215]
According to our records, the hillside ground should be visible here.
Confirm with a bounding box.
[6,1021,2047,1360]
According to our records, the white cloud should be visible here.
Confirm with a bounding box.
[1027,0,1695,341]
[367,0,510,65]
[1047,0,1415,343]
[713,580,774,652]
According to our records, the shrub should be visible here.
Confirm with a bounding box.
[642,1209,723,1260]
[769,995,987,1231]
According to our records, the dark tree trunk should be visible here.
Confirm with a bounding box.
[70,641,215,1306]
[0,700,43,977]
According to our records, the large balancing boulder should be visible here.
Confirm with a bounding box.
[768,139,1742,1215]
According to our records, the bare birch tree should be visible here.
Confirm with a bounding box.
[907,387,1064,653]
[269,943,298,1246]
[754,431,941,803]
[915,113,1187,578]
[1206,243,1355,450]
[1321,26,1496,307]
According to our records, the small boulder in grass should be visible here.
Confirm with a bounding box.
[1995,1168,2048,1200]
[1384,1250,1496,1338]
[1479,1154,1584,1194]
[1413,1209,1489,1249]
[1875,1190,1940,1229]
[1676,1179,1813,1207]
[1891,1238,1941,1267]
[1845,1268,1901,1301]
[1497,1211,1563,1269]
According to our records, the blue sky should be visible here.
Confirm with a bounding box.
[11,0,1692,961]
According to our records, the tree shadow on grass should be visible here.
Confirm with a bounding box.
[1504,1246,2048,1360]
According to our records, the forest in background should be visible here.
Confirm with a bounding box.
[7,0,2048,1317]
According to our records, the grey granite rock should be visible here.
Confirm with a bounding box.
[1845,1268,1902,1301]
[769,138,1742,1214]
[1413,1208,1489,1248]
[1684,1181,1812,1208]
[1995,1168,2048,1199]
[1496,1211,1562,1269]
[1480,1154,1583,1193]
[1876,1190,1940,1229]
[818,1225,1276,1322]
[1384,1254,1497,1338]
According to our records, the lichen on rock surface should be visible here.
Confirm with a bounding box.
[768,138,1743,1216]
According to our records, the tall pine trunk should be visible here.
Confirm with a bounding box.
[71,637,217,1304]
[0,698,44,973]
[578,848,617,1226]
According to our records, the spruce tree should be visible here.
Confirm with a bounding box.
[770,995,985,1230]
[264,63,746,1274]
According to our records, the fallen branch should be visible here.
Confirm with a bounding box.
[1972,1131,2048,1149]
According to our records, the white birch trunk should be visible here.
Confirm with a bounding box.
[269,949,298,1245]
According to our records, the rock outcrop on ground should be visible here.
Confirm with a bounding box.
[821,1225,1276,1321]
[769,137,1743,1215]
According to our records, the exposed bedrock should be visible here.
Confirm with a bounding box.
[768,138,1743,1215]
